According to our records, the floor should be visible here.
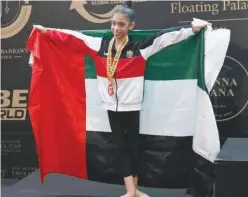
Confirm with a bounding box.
[1,170,188,197]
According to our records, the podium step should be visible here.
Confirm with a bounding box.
[2,170,187,197]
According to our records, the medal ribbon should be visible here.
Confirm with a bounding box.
[107,36,129,89]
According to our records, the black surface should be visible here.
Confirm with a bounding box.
[215,138,248,197]
[1,170,187,197]
[215,138,248,162]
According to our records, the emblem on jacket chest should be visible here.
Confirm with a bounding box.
[126,50,133,58]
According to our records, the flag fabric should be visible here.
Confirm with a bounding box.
[27,23,230,185]
[27,29,88,182]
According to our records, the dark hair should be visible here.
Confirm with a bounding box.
[113,1,136,23]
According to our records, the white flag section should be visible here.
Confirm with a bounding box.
[193,26,230,162]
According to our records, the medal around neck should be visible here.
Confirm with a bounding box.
[107,36,129,96]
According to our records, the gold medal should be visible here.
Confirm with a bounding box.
[107,36,129,96]
[108,83,114,96]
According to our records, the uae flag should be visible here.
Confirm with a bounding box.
[27,24,230,187]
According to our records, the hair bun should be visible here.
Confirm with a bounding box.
[123,1,132,8]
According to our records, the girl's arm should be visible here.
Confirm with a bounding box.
[33,25,102,57]
[138,22,208,60]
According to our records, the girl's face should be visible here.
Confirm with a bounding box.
[111,13,135,40]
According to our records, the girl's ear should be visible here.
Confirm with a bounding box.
[129,22,135,30]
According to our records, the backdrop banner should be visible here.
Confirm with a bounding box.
[1,1,247,196]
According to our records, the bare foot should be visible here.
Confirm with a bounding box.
[120,192,136,197]
[136,189,150,197]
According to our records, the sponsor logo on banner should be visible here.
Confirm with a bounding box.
[11,166,37,179]
[1,165,37,179]
[210,56,248,122]
[1,48,29,60]
[70,0,146,23]
[1,89,29,121]
[170,1,248,15]
[1,166,8,178]
[1,139,22,156]
[1,0,32,39]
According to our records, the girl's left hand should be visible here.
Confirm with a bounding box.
[192,23,211,33]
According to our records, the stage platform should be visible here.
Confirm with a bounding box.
[214,138,248,197]
[1,171,188,197]
[7,139,248,197]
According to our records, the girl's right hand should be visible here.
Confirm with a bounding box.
[33,25,46,33]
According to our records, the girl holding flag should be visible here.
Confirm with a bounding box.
[31,1,209,197]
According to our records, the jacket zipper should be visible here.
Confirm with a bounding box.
[114,73,118,112]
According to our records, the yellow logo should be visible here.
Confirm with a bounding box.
[1,0,32,39]
[70,0,146,24]
[1,89,29,121]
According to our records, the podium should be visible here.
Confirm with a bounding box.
[2,171,186,197]
[215,138,248,197]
